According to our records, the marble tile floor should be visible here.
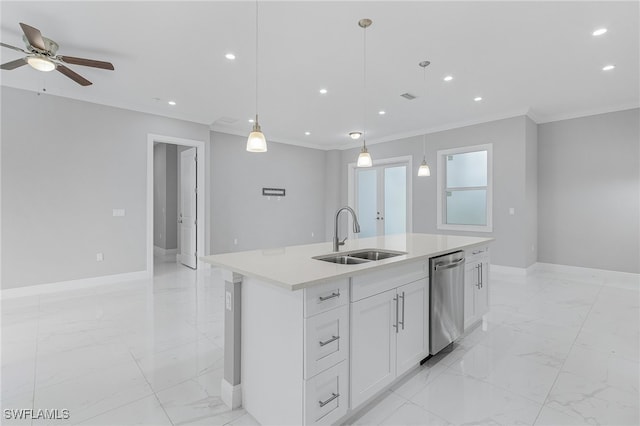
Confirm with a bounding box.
[1,260,638,425]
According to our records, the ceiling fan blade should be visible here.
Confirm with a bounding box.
[1,42,28,54]
[19,23,46,51]
[56,64,92,86]
[59,55,114,70]
[1,58,27,70]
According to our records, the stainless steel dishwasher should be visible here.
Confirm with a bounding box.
[429,251,465,355]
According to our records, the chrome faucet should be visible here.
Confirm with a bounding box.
[334,206,361,252]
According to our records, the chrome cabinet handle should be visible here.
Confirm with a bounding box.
[476,264,481,289]
[319,291,340,302]
[392,296,399,333]
[319,392,339,408]
[480,263,483,288]
[398,292,405,330]
[319,335,340,347]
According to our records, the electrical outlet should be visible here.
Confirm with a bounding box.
[234,238,238,245]
[311,232,315,238]
[96,253,104,262]
[509,207,515,215]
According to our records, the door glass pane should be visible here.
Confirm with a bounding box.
[384,166,406,235]
[356,169,377,238]
[446,189,487,225]
[446,151,487,188]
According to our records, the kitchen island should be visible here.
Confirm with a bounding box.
[201,233,493,425]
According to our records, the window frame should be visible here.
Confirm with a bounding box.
[436,143,493,233]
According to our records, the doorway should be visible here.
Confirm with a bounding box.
[147,134,206,277]
[348,156,413,238]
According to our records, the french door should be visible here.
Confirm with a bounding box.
[354,162,409,238]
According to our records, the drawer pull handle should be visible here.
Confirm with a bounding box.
[318,392,339,408]
[319,291,340,302]
[319,335,340,347]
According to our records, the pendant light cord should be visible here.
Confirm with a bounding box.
[255,0,259,119]
[362,23,367,149]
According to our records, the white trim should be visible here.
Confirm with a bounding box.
[491,264,531,276]
[221,379,242,409]
[535,103,639,124]
[535,262,640,282]
[347,155,413,238]
[437,144,493,233]
[147,134,207,277]
[0,270,147,299]
[153,246,178,257]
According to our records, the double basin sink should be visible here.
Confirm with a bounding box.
[313,249,407,265]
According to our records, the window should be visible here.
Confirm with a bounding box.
[437,144,492,232]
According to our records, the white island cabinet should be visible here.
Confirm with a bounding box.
[201,233,493,426]
[463,244,490,330]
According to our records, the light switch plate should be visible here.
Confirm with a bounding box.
[225,291,232,311]
[509,208,515,215]
[113,209,125,217]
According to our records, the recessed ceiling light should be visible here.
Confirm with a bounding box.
[444,75,453,82]
[305,131,311,136]
[225,53,236,60]
[248,118,255,123]
[592,28,607,36]
[168,100,177,106]
[378,110,386,115]
[319,88,328,95]
[474,97,482,102]
[602,64,615,71]
[349,131,362,140]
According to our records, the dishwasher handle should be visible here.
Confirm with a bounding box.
[434,258,465,271]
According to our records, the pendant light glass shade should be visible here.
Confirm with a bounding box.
[418,159,431,176]
[246,115,267,152]
[418,135,430,176]
[357,146,372,167]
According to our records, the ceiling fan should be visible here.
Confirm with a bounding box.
[1,22,114,86]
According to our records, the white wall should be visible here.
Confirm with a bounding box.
[210,131,327,253]
[1,87,209,290]
[538,109,640,273]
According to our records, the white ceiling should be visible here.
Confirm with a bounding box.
[1,1,638,150]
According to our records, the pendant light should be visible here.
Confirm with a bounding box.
[356,18,372,168]
[418,135,431,177]
[247,1,267,152]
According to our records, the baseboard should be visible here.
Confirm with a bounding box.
[0,270,149,299]
[154,245,178,258]
[221,379,242,409]
[535,262,640,282]
[490,264,529,275]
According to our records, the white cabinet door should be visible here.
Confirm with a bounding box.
[396,279,429,376]
[464,262,479,330]
[350,289,397,408]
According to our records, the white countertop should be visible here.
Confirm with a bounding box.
[200,233,494,291]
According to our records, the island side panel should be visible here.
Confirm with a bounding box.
[222,270,243,408]
[242,276,305,425]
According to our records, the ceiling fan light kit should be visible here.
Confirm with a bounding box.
[27,55,55,72]
[1,22,114,86]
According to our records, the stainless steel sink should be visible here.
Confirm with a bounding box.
[313,249,407,264]
[313,254,371,265]
[347,249,406,261]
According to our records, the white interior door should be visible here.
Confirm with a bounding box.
[179,148,197,269]
[355,164,408,238]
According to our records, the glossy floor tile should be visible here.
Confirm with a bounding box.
[2,260,638,425]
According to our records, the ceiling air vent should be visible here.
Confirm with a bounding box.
[400,93,417,100]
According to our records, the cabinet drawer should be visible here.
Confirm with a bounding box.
[351,261,428,302]
[465,245,490,263]
[304,361,348,425]
[304,305,349,379]
[304,279,349,318]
